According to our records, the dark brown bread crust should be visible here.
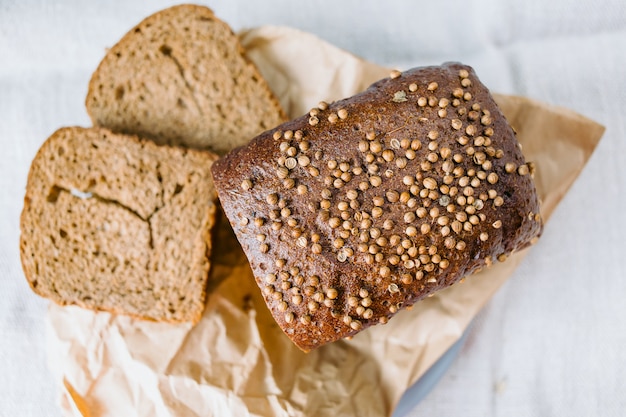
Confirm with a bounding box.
[211,63,542,351]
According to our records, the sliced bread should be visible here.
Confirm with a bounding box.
[85,4,287,154]
[20,126,218,323]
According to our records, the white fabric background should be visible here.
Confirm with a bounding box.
[1,0,625,416]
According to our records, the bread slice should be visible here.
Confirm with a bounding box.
[211,63,543,350]
[86,4,287,154]
[20,127,218,323]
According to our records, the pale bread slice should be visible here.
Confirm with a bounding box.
[20,126,218,323]
[86,4,286,154]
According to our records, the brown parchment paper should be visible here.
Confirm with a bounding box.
[46,25,605,417]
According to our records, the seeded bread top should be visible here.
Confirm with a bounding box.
[212,63,542,351]
[20,127,218,323]
[86,4,287,154]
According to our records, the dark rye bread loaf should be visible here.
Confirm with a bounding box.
[211,63,543,351]
[20,127,218,323]
[86,4,287,154]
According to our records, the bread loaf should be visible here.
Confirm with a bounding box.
[211,63,543,351]
[20,127,218,323]
[86,4,287,154]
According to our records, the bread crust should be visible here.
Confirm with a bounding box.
[212,63,543,350]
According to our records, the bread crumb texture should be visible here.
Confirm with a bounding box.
[86,4,286,154]
[20,127,218,323]
[212,63,543,351]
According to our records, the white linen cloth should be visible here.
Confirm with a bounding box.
[1,0,624,415]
